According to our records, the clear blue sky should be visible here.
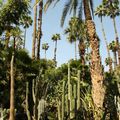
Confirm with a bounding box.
[25,0,120,71]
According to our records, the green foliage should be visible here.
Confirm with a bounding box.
[0,0,31,34]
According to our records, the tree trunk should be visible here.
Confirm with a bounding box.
[83,0,105,119]
[112,17,120,66]
[113,51,117,68]
[23,28,26,49]
[100,19,112,72]
[32,0,37,59]
[9,53,15,120]
[75,41,77,60]
[36,0,43,60]
[45,50,46,60]
[5,30,10,49]
[78,40,85,65]
[54,40,57,63]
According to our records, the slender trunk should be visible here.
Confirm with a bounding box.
[54,40,57,62]
[9,53,15,120]
[78,40,85,65]
[23,28,26,49]
[37,1,43,59]
[113,51,117,68]
[112,17,120,65]
[45,50,46,60]
[32,0,37,59]
[83,0,105,119]
[5,30,10,49]
[75,41,77,60]
[100,19,112,72]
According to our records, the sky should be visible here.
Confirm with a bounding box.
[25,0,120,71]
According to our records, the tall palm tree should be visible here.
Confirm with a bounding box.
[36,0,43,60]
[44,1,105,117]
[65,17,87,64]
[20,15,33,49]
[42,43,49,59]
[109,41,118,68]
[65,17,78,60]
[102,0,120,66]
[9,27,23,120]
[32,0,37,59]
[51,33,61,65]
[95,5,113,72]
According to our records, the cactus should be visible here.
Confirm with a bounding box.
[74,84,77,119]
[77,70,80,110]
[58,99,61,120]
[62,81,65,120]
[68,62,71,119]
[26,82,31,120]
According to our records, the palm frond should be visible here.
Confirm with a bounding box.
[78,0,83,19]
[44,0,59,12]
[44,0,54,12]
[89,0,94,19]
[61,0,72,27]
[70,0,78,16]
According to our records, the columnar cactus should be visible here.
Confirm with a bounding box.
[77,70,80,110]
[62,81,65,120]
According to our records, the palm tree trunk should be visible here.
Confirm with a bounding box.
[75,41,77,60]
[23,28,26,49]
[113,51,117,68]
[5,30,10,49]
[54,40,57,63]
[9,53,15,120]
[45,50,46,60]
[9,37,16,120]
[36,0,43,60]
[32,0,37,59]
[78,40,85,65]
[83,0,105,119]
[112,17,120,65]
[100,19,112,72]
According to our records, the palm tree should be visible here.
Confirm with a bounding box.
[65,17,78,60]
[109,41,118,68]
[32,0,37,59]
[51,33,61,65]
[9,27,23,120]
[20,15,33,49]
[36,0,43,60]
[44,1,105,117]
[65,17,87,64]
[42,43,49,59]
[95,5,113,72]
[102,0,120,66]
